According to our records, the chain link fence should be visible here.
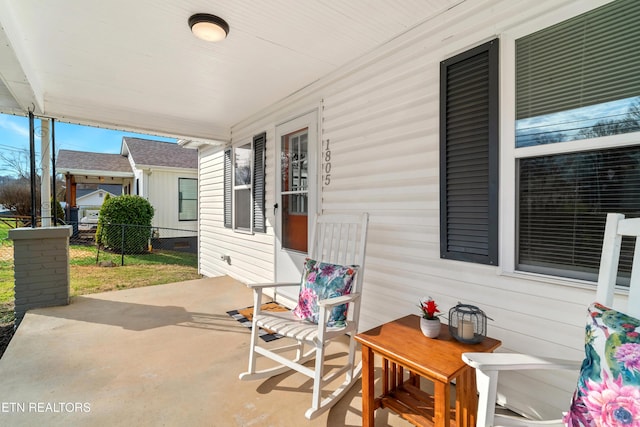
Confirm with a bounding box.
[92,223,197,266]
[0,216,197,266]
[0,216,23,265]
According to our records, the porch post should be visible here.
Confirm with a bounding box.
[40,119,51,227]
[8,226,73,326]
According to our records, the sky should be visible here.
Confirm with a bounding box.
[0,113,176,177]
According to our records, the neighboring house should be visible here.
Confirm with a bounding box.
[76,188,119,232]
[56,150,133,224]
[192,0,640,419]
[120,137,198,236]
[56,137,198,251]
[76,187,119,210]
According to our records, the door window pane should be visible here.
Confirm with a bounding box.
[281,129,308,252]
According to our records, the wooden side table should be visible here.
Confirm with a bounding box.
[355,314,501,427]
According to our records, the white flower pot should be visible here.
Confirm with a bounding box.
[420,317,441,338]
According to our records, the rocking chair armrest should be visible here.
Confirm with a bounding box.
[318,292,361,308]
[246,282,300,290]
[463,352,582,372]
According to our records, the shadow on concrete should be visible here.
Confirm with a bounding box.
[34,295,254,334]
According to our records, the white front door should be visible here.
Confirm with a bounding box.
[275,111,318,300]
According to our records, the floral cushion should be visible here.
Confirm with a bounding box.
[564,302,640,427]
[292,258,359,328]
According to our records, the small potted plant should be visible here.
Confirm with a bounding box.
[418,297,442,338]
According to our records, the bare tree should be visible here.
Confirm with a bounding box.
[578,100,640,139]
[0,150,34,181]
[0,147,66,213]
[0,179,40,217]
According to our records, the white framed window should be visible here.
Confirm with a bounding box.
[178,178,198,221]
[223,132,266,233]
[503,0,640,285]
[233,142,252,231]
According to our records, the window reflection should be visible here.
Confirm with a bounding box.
[516,96,640,147]
[234,142,252,231]
[235,143,251,186]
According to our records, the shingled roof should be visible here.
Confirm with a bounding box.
[56,150,132,174]
[122,137,197,169]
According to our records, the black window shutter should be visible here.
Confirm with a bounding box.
[252,132,266,233]
[440,39,499,265]
[223,148,232,228]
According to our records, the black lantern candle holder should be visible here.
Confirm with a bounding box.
[448,303,487,344]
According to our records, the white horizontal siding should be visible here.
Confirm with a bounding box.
[199,0,620,419]
[198,144,275,284]
[146,169,198,235]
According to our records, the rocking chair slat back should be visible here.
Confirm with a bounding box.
[596,213,640,318]
[312,214,368,279]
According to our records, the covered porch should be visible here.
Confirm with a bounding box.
[1,0,637,421]
[0,276,410,426]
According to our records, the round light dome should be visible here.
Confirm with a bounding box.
[188,14,229,42]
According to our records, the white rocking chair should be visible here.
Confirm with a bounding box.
[239,213,369,419]
[463,213,640,427]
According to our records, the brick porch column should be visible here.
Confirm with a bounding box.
[8,226,73,326]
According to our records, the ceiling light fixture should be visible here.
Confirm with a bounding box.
[188,13,229,42]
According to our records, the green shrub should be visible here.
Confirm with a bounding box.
[95,193,111,245]
[53,199,64,222]
[97,195,154,254]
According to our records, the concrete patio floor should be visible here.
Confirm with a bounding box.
[0,276,411,426]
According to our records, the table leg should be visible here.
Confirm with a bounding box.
[361,345,375,427]
[433,380,451,427]
[383,359,389,394]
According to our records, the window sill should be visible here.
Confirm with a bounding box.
[233,228,254,236]
[501,268,594,289]
[500,269,630,295]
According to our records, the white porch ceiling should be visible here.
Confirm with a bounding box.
[0,0,463,143]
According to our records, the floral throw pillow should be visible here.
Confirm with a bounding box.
[563,302,640,427]
[292,258,359,328]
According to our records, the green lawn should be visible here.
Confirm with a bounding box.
[0,235,200,323]
[0,223,9,241]
[0,223,13,322]
[71,245,198,267]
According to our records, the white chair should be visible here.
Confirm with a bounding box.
[463,213,640,427]
[239,213,369,419]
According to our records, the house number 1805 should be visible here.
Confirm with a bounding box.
[323,139,331,186]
